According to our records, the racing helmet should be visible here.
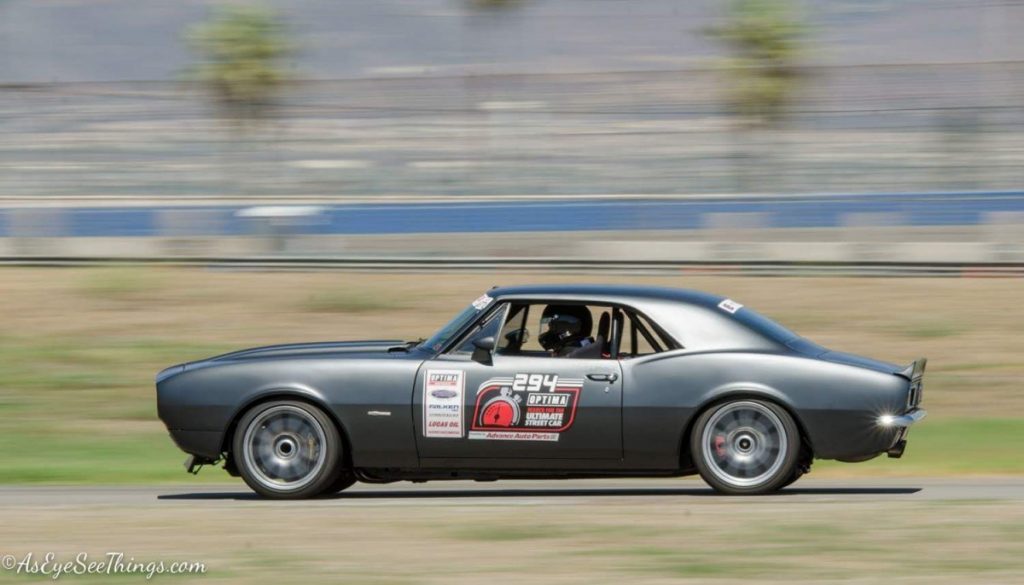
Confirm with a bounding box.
[538,305,592,352]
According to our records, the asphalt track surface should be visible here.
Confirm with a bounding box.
[2,478,1021,507]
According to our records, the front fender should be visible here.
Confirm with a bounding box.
[156,356,422,468]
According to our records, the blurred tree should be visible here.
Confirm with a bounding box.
[187,5,292,124]
[708,0,808,192]
[186,5,293,196]
[708,0,806,126]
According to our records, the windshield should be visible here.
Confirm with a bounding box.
[421,304,483,352]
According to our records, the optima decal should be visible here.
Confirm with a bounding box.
[468,373,583,442]
[423,369,465,438]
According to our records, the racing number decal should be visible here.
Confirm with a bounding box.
[512,373,558,393]
[468,374,583,442]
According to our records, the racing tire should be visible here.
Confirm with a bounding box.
[233,399,345,499]
[320,471,357,496]
[779,446,813,490]
[779,470,803,490]
[691,399,801,495]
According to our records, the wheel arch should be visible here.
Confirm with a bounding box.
[221,387,353,469]
[678,386,815,469]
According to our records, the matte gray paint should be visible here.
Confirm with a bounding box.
[156,285,921,476]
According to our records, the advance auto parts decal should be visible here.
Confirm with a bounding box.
[468,373,583,442]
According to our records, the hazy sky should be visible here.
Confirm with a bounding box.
[0,0,1020,83]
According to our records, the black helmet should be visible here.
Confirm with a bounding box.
[538,305,592,352]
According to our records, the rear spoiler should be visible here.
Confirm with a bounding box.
[897,357,927,381]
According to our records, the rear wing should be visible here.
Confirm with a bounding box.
[897,357,927,381]
[898,358,927,409]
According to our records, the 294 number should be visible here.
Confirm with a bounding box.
[512,373,558,393]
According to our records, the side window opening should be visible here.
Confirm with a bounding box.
[450,303,507,355]
[636,310,678,351]
[617,310,675,359]
[496,301,612,360]
[461,301,677,360]
[496,303,529,355]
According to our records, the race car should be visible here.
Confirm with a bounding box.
[156,284,926,498]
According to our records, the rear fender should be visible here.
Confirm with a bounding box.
[679,383,813,467]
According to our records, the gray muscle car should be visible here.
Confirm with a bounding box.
[156,284,927,498]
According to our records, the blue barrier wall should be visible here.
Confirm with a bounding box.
[2,191,1023,238]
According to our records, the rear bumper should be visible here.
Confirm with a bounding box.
[880,408,927,428]
[883,408,926,458]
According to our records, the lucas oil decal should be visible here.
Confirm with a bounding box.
[423,369,465,438]
[468,373,583,442]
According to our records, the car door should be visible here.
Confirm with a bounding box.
[413,301,623,463]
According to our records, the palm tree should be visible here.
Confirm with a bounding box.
[187,5,292,125]
[186,5,293,196]
[709,0,806,126]
[707,0,807,191]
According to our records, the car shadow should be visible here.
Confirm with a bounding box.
[158,486,921,501]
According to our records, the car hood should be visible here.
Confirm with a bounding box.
[207,340,410,362]
[156,339,417,383]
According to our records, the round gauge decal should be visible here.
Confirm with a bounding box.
[479,395,519,427]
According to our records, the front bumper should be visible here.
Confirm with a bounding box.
[167,428,225,460]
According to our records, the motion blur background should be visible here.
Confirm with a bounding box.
[1,0,1024,262]
[1,2,1023,583]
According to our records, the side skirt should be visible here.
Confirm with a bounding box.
[353,468,696,483]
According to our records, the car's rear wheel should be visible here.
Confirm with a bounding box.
[234,400,344,499]
[779,445,813,490]
[692,399,800,495]
[320,471,357,496]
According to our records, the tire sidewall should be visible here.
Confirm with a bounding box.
[691,398,801,495]
[324,471,357,495]
[232,399,343,499]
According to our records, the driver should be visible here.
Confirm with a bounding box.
[538,305,594,357]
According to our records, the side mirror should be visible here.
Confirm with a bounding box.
[471,336,495,364]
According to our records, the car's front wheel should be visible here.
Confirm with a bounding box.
[691,399,801,495]
[233,399,346,499]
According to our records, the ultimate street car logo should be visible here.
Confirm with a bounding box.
[468,374,583,442]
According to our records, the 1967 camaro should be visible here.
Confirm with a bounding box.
[156,284,926,498]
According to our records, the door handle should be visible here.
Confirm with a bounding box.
[587,372,619,383]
